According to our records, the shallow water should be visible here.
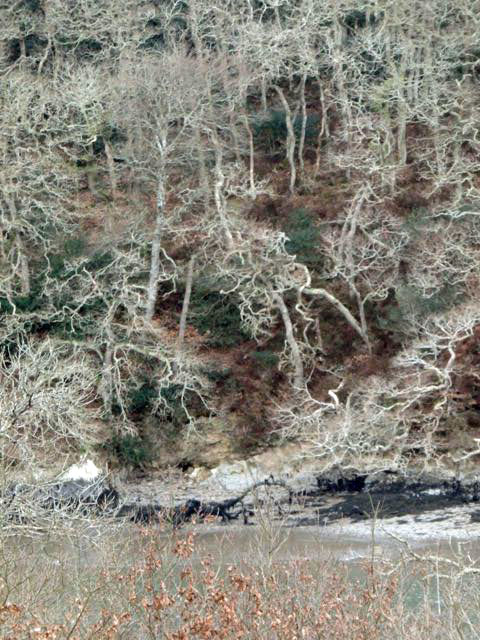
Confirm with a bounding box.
[192,520,480,566]
[15,506,480,570]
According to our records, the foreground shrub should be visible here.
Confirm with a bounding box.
[0,524,477,639]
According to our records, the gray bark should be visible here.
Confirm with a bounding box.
[145,174,166,322]
[273,292,304,390]
[104,141,117,198]
[146,134,168,322]
[302,286,370,348]
[177,254,195,353]
[298,74,307,176]
[274,86,296,194]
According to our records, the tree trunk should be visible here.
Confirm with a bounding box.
[146,134,168,322]
[100,337,114,416]
[297,74,307,176]
[302,286,370,349]
[177,254,195,353]
[195,126,210,212]
[244,114,256,198]
[16,235,30,296]
[145,174,166,322]
[274,86,296,194]
[212,137,234,250]
[260,77,268,112]
[104,141,117,199]
[273,292,304,389]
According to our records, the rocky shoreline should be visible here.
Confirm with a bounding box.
[5,463,480,543]
[118,466,480,539]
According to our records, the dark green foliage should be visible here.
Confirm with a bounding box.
[159,383,189,424]
[64,236,87,258]
[128,383,157,415]
[248,1,296,24]
[47,238,87,280]
[73,38,102,60]
[376,304,403,332]
[85,249,115,272]
[91,125,127,154]
[447,47,480,80]
[140,33,165,51]
[251,110,320,154]
[284,208,323,269]
[6,34,48,63]
[377,284,464,333]
[251,350,279,369]
[358,49,388,80]
[102,434,152,468]
[158,383,208,424]
[201,367,232,384]
[0,278,44,315]
[342,9,382,32]
[7,291,42,313]
[405,284,463,318]
[47,253,73,280]
[0,234,114,339]
[53,33,102,60]
[0,237,118,342]
[201,366,242,393]
[189,283,249,347]
[21,0,43,11]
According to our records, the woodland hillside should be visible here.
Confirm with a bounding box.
[1,0,480,477]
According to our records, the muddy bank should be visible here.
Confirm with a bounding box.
[117,467,480,541]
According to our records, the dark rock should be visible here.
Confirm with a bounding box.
[316,468,367,493]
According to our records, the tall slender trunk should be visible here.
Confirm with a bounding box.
[274,86,296,194]
[177,254,195,353]
[212,138,234,250]
[3,188,31,296]
[195,127,210,212]
[297,74,307,176]
[244,114,256,197]
[99,322,114,416]
[37,31,52,75]
[397,95,407,166]
[16,235,30,296]
[354,289,370,351]
[145,174,166,322]
[315,75,329,175]
[146,134,168,322]
[273,292,304,390]
[104,141,117,199]
[84,141,99,198]
[260,77,268,112]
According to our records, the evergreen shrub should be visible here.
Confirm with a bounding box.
[284,208,323,269]
[102,434,152,469]
[189,282,249,347]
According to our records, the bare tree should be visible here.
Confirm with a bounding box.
[0,338,100,470]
